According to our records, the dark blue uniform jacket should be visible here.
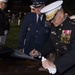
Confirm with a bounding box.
[18,12,50,56]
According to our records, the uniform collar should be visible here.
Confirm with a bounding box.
[61,16,70,27]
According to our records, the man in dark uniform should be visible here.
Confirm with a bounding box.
[41,1,75,75]
[0,0,10,44]
[18,0,50,58]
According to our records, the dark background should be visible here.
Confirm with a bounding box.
[7,0,75,15]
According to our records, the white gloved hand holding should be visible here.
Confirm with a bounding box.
[41,57,57,74]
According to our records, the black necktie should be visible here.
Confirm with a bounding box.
[38,15,41,24]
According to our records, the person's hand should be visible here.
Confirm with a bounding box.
[29,49,41,57]
[42,59,56,69]
[41,57,57,74]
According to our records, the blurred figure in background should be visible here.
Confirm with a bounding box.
[18,12,22,26]
[0,0,10,44]
[11,13,15,24]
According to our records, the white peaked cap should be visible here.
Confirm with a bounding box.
[0,0,8,3]
[30,5,35,9]
[70,15,75,19]
[40,1,63,21]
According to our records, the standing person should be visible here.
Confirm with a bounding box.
[18,0,51,58]
[0,0,10,44]
[11,13,15,24]
[40,1,75,75]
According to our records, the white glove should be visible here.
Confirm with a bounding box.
[48,67,57,74]
[4,30,8,35]
[41,57,57,74]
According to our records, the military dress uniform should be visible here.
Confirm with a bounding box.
[40,0,75,75]
[48,17,75,75]
[18,12,50,56]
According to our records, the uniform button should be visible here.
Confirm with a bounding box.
[56,43,58,45]
[36,30,38,32]
[58,36,60,38]
[56,49,59,51]
[35,36,37,37]
[59,28,61,30]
